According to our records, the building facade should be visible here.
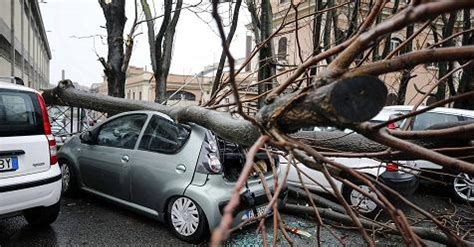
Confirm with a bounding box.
[266,0,466,106]
[94,66,214,107]
[0,0,51,89]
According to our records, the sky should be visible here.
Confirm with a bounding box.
[39,0,250,87]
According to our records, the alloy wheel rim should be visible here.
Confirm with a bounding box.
[349,185,378,213]
[453,173,474,202]
[171,197,199,236]
[61,164,70,193]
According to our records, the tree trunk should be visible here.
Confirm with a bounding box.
[160,0,183,104]
[43,76,387,146]
[323,0,334,64]
[396,24,414,105]
[310,0,324,77]
[435,12,457,101]
[453,9,474,110]
[140,0,157,73]
[257,0,275,108]
[210,0,243,97]
[99,0,127,98]
[381,0,400,58]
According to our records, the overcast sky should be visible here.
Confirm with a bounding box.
[39,0,250,87]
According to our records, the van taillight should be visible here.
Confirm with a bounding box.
[37,94,58,165]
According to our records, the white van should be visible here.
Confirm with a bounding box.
[0,79,62,225]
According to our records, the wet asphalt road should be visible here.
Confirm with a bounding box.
[0,184,470,246]
[0,193,186,246]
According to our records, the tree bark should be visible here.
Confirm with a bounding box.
[453,9,474,110]
[396,24,414,105]
[257,0,275,109]
[140,0,157,73]
[99,0,127,98]
[42,76,387,146]
[310,0,324,77]
[435,12,457,101]
[381,0,400,58]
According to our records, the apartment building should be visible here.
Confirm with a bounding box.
[267,0,465,105]
[0,0,51,89]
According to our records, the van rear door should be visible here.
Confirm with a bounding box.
[0,89,50,179]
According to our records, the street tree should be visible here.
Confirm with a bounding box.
[141,0,183,104]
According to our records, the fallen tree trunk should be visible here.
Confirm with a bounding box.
[282,203,469,246]
[292,130,473,161]
[42,77,386,145]
[42,79,473,170]
[288,185,346,214]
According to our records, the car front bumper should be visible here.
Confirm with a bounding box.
[380,171,419,196]
[184,172,287,231]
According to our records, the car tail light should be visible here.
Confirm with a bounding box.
[196,132,222,174]
[387,122,396,129]
[37,94,58,165]
[386,162,398,172]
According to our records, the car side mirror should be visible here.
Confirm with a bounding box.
[80,131,94,144]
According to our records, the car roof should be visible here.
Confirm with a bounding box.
[113,110,174,122]
[377,105,474,119]
[0,80,38,93]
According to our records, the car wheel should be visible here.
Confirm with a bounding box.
[451,173,474,203]
[167,196,209,244]
[23,201,60,226]
[60,161,79,197]
[342,181,382,218]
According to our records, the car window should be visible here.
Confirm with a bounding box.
[0,89,44,137]
[96,114,147,149]
[412,112,461,130]
[138,115,190,154]
[462,116,474,121]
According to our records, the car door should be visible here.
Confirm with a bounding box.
[129,114,200,211]
[78,113,148,200]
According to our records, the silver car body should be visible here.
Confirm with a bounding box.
[59,111,281,231]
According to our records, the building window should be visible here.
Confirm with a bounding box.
[127,90,131,99]
[280,0,289,4]
[389,37,402,55]
[132,92,135,100]
[277,37,288,61]
[139,91,142,100]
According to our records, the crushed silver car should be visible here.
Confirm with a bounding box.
[58,110,285,243]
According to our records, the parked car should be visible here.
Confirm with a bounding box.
[58,111,284,243]
[0,79,62,226]
[281,154,418,218]
[371,105,474,203]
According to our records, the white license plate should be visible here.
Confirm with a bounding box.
[0,157,19,172]
[244,205,268,220]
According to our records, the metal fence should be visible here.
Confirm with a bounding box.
[47,106,106,142]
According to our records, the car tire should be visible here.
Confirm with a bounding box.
[450,172,474,204]
[23,201,60,226]
[60,161,79,197]
[167,196,209,244]
[342,180,383,219]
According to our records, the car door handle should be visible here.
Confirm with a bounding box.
[176,164,186,174]
[121,155,130,163]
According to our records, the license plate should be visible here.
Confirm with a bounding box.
[0,157,19,172]
[243,205,268,220]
